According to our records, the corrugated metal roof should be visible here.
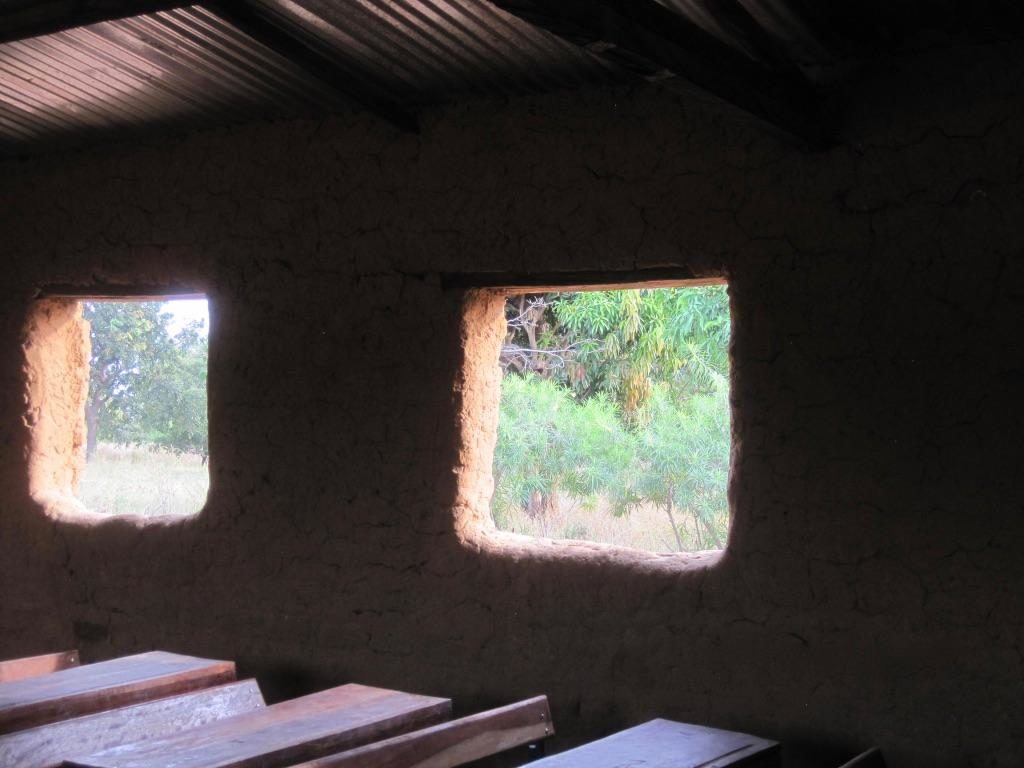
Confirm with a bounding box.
[247,0,618,105]
[0,5,352,152]
[0,0,624,154]
[1,0,1020,154]
[657,0,837,80]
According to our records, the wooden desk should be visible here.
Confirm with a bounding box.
[531,718,779,768]
[0,651,235,735]
[65,683,451,768]
[290,695,552,768]
[0,680,264,768]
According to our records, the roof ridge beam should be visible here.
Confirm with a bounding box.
[487,0,828,148]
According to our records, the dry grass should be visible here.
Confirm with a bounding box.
[77,442,208,517]
[78,444,721,546]
[492,495,722,553]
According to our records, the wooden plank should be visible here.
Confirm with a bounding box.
[0,651,79,683]
[0,651,236,735]
[529,719,779,768]
[0,680,265,768]
[441,268,720,292]
[39,286,204,301]
[291,695,553,768]
[65,683,452,768]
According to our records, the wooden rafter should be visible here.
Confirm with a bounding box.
[204,1,419,133]
[487,0,826,147]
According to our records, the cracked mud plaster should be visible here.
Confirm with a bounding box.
[1,43,1024,768]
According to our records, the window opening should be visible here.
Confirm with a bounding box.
[75,298,209,517]
[491,284,730,553]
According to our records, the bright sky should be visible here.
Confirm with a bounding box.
[163,298,209,337]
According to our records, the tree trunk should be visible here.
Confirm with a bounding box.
[695,510,723,549]
[85,398,100,460]
[526,488,558,520]
[527,490,544,519]
[544,490,558,517]
[664,486,684,552]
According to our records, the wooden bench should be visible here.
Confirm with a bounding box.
[65,683,451,768]
[0,650,235,735]
[288,695,553,768]
[0,679,264,768]
[0,651,79,683]
[530,718,779,768]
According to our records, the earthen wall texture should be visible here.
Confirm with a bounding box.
[0,43,1022,768]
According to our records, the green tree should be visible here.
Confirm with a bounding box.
[554,285,730,412]
[492,375,637,525]
[134,323,208,456]
[491,285,732,552]
[634,383,730,551]
[84,302,208,458]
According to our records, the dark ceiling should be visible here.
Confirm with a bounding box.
[0,0,1021,156]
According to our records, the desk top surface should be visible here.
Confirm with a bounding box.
[0,651,235,734]
[532,718,779,768]
[65,683,452,768]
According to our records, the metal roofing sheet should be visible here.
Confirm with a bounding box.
[248,0,618,106]
[0,0,625,154]
[0,5,352,151]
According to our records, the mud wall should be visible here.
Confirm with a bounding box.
[1,43,1022,767]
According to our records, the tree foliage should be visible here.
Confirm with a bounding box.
[84,302,208,458]
[492,376,637,526]
[492,285,731,552]
[633,383,730,550]
[555,285,729,409]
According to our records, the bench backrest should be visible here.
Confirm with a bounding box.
[0,651,79,683]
